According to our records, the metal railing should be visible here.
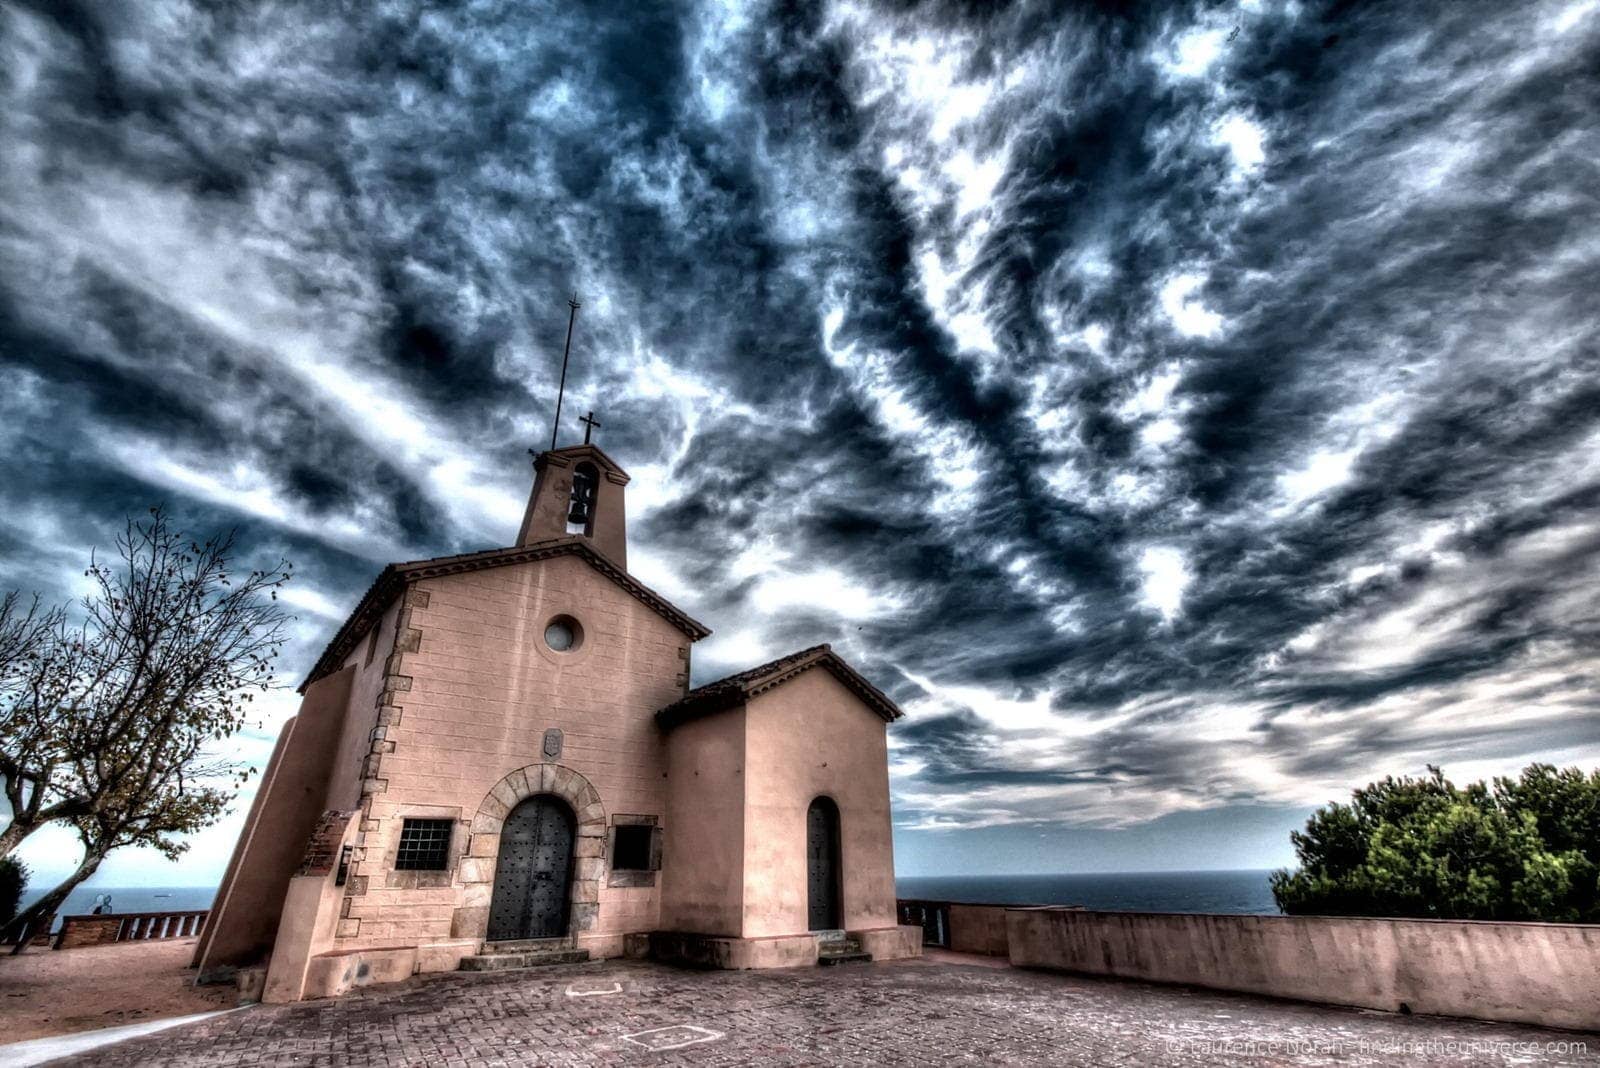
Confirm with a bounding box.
[896,899,952,947]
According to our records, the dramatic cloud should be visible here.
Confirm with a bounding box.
[3,0,1598,878]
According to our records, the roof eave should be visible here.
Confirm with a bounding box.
[297,566,406,693]
[653,687,744,730]
[654,647,905,730]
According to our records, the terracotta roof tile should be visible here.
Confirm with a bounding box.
[655,644,903,729]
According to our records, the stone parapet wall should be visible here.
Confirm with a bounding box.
[1006,908,1600,1031]
[55,910,209,950]
[897,899,1068,955]
[52,915,124,950]
[947,905,1015,956]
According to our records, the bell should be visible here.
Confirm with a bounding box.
[567,500,590,526]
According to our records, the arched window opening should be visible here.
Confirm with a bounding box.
[567,462,599,535]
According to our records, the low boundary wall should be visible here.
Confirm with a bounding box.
[54,911,209,950]
[898,899,1079,956]
[1006,908,1600,1031]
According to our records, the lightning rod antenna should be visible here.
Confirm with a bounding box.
[550,293,581,451]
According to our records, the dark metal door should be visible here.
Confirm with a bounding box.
[807,798,840,931]
[487,795,575,941]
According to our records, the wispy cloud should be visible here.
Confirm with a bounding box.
[3,0,1599,878]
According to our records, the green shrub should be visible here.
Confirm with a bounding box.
[0,855,27,928]
[1272,764,1600,922]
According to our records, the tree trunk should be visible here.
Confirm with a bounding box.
[0,804,85,860]
[1,769,78,859]
[3,849,102,952]
[0,819,34,858]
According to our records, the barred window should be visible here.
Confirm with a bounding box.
[395,818,453,871]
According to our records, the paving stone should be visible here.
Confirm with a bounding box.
[60,958,1598,1067]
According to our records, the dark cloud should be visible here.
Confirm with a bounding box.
[3,0,1598,858]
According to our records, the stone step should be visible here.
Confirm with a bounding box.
[817,935,868,967]
[482,938,573,954]
[459,949,590,973]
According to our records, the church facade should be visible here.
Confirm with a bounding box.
[193,443,919,1002]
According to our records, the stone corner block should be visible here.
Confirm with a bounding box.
[458,857,496,884]
[451,906,488,940]
[570,901,599,932]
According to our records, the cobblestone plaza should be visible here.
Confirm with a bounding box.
[60,956,1595,1067]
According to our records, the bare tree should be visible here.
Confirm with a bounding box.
[0,509,291,946]
[0,592,62,685]
[0,592,74,857]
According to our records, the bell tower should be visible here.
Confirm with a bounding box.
[516,444,631,569]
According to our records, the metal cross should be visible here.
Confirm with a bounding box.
[579,411,601,444]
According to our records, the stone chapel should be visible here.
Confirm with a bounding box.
[193,441,920,1002]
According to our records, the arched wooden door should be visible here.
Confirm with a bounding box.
[488,795,575,941]
[806,797,841,931]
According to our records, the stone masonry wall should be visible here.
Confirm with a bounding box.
[334,554,691,958]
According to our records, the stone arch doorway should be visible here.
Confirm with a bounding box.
[807,796,842,931]
[458,763,606,945]
[487,794,575,941]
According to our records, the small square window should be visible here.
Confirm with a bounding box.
[612,824,654,871]
[395,818,452,871]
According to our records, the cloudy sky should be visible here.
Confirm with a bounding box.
[3,0,1599,887]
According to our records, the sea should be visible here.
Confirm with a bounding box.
[19,870,1277,933]
[895,869,1280,915]
[18,885,216,932]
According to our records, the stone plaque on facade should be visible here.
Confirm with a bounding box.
[542,728,563,759]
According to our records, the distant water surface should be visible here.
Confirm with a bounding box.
[15,872,1275,935]
[18,885,215,932]
[896,870,1280,915]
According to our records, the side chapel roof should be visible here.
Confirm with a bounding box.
[655,643,904,729]
[300,536,710,692]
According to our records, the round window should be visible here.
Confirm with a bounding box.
[544,615,582,653]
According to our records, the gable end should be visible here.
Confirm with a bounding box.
[655,645,902,730]
[300,537,709,692]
